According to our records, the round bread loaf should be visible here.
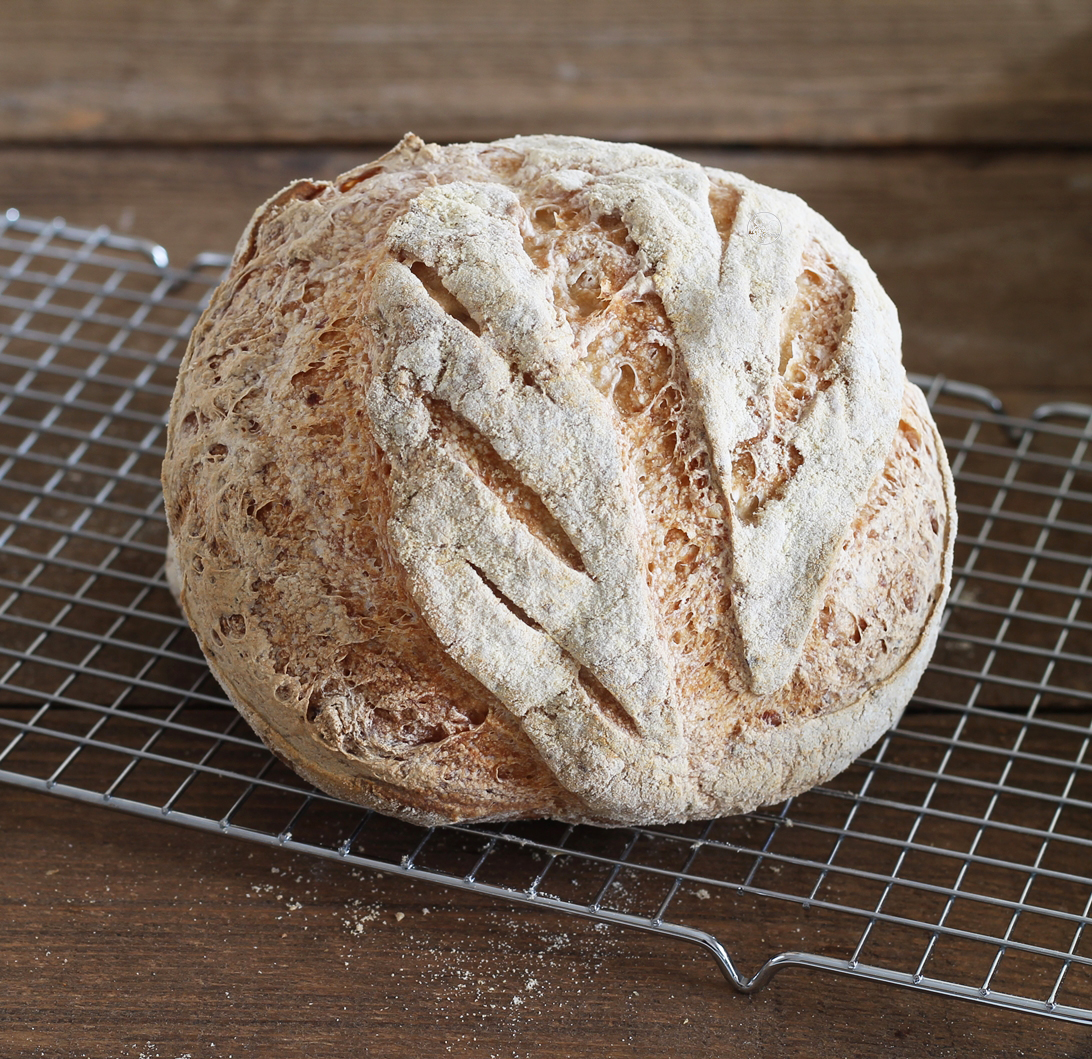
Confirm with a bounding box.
[162,134,955,827]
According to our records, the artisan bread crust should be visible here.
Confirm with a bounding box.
[162,135,955,826]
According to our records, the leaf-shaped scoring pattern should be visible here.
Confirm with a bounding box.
[366,181,687,821]
[578,163,903,694]
[364,155,903,817]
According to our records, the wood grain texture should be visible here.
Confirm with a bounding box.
[3,4,1088,1052]
[2,137,1091,1054]
[4,784,1092,1059]
[1,145,1088,394]
[1,0,1091,146]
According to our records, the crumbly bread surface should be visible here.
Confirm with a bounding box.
[162,135,955,826]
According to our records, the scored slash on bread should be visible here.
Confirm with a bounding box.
[162,134,955,826]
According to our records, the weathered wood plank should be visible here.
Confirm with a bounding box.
[4,780,1092,1057]
[1,0,1091,146]
[1,145,1088,393]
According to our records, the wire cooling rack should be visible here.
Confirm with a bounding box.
[1,209,1091,1025]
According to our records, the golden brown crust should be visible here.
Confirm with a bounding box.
[162,135,955,826]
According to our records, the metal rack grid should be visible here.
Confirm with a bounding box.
[1,208,1091,1024]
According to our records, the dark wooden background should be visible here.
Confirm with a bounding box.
[2,3,1092,1056]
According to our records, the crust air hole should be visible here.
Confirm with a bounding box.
[279,272,321,315]
[337,165,383,193]
[219,613,247,640]
[493,760,540,783]
[778,338,795,377]
[613,358,677,421]
[596,212,635,250]
[567,266,610,320]
[410,261,482,336]
[292,181,326,203]
[674,543,700,577]
[290,364,329,393]
[523,205,564,269]
[180,411,199,438]
[532,206,559,231]
[735,496,760,522]
[254,496,292,536]
[612,362,645,416]
[317,317,351,346]
[289,364,347,435]
[577,667,640,738]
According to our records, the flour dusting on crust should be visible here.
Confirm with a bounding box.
[162,135,955,826]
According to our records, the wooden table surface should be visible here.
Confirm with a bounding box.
[4,779,1092,1059]
[2,4,1092,1056]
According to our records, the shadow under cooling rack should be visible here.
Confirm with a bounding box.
[1,209,1092,1024]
